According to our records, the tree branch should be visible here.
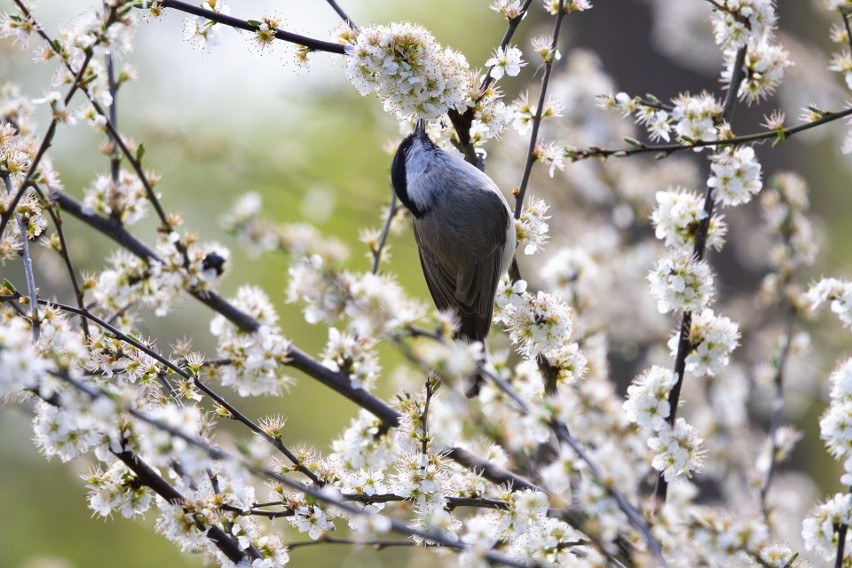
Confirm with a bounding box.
[513,0,567,219]
[158,0,347,54]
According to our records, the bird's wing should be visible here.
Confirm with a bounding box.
[413,190,511,342]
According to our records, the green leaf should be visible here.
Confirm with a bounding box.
[136,143,145,162]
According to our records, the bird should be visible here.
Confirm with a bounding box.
[391,120,516,395]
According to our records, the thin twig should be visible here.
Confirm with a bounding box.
[113,450,252,563]
[288,536,422,550]
[0,42,92,239]
[324,0,357,29]
[567,105,852,161]
[837,517,848,568]
[514,0,567,219]
[106,53,120,183]
[158,0,346,54]
[371,192,397,274]
[759,302,794,517]
[654,44,749,506]
[421,376,433,456]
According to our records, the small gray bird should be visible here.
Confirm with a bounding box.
[391,120,516,395]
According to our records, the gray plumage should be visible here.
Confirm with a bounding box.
[391,122,516,346]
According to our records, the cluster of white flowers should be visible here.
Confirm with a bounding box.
[672,92,723,144]
[320,327,381,391]
[0,116,54,260]
[84,461,154,519]
[345,272,426,336]
[0,308,51,396]
[623,366,677,432]
[651,188,727,252]
[511,91,563,136]
[806,278,852,329]
[156,232,231,292]
[648,417,705,482]
[286,491,336,539]
[514,196,550,254]
[92,249,170,315]
[710,0,777,49]
[286,255,348,324]
[209,286,293,396]
[647,249,716,314]
[707,145,763,206]
[467,92,515,144]
[32,397,105,462]
[82,170,149,225]
[760,172,817,270]
[729,39,792,104]
[180,0,229,51]
[509,295,574,363]
[544,0,593,14]
[802,493,852,561]
[624,363,707,483]
[330,410,395,470]
[484,45,526,80]
[670,308,740,376]
[712,1,790,104]
[343,22,470,120]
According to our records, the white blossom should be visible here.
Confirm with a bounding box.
[623,365,677,432]
[321,328,380,390]
[710,0,777,49]
[344,22,470,120]
[707,145,763,207]
[651,188,727,252]
[515,196,550,254]
[647,250,716,314]
[503,290,573,359]
[802,493,852,561]
[82,170,148,225]
[807,278,852,329]
[84,461,153,519]
[671,92,722,144]
[485,46,526,80]
[648,417,704,482]
[668,308,740,376]
[726,40,792,105]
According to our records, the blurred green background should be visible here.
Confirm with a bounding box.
[1,1,851,566]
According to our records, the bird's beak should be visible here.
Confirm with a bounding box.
[415,118,426,136]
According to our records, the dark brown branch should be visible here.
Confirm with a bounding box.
[325,0,357,29]
[113,450,249,563]
[569,105,852,161]
[159,0,346,54]
[444,446,539,492]
[49,189,402,428]
[655,44,749,506]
